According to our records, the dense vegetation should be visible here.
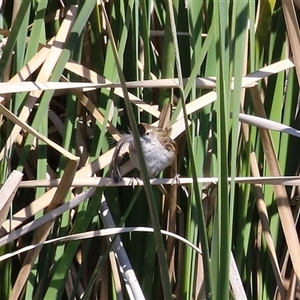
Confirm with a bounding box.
[0,1,299,299]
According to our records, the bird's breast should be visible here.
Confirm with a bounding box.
[129,138,175,178]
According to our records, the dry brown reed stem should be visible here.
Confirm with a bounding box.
[0,4,77,160]
[240,111,286,298]
[0,171,23,226]
[9,158,79,299]
[250,85,300,282]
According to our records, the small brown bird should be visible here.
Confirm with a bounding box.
[111,123,178,183]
